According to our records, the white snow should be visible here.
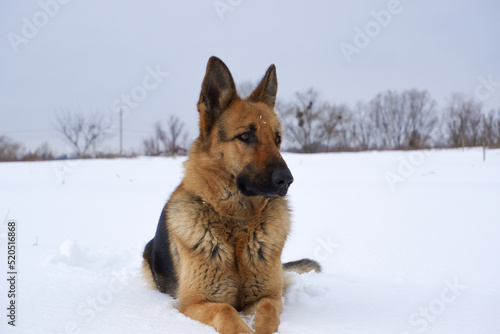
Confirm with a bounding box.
[1,148,499,334]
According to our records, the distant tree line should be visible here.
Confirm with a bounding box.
[278,88,500,153]
[52,106,189,158]
[0,135,54,162]
[1,87,499,162]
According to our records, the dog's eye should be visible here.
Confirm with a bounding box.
[275,134,281,146]
[237,132,255,143]
[239,133,250,141]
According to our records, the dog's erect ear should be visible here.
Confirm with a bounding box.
[247,64,277,109]
[197,56,238,138]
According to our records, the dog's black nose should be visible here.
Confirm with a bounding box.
[272,167,294,194]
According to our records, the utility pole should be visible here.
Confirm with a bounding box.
[482,113,486,162]
[119,109,123,156]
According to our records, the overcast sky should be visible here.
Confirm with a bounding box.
[1,0,499,154]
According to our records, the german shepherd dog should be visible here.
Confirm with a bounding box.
[143,57,320,334]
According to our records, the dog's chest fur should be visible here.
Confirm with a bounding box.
[168,192,290,310]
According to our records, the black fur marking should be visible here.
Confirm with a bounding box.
[246,64,277,109]
[199,57,237,136]
[143,209,178,296]
[259,221,266,234]
[212,284,221,296]
[192,229,209,252]
[275,132,281,147]
[257,245,265,262]
[246,239,267,265]
[210,243,220,261]
[246,245,254,262]
[220,188,234,201]
[218,128,229,142]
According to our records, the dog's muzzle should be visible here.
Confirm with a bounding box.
[237,164,294,197]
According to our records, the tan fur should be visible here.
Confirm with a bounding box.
[168,176,290,333]
[143,57,319,334]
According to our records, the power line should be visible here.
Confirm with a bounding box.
[0,129,56,135]
[0,128,154,135]
[122,129,154,134]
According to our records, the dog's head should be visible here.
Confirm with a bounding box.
[195,56,293,198]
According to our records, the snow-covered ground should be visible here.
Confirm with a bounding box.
[1,148,499,334]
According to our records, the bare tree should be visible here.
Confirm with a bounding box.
[0,136,24,161]
[443,94,483,147]
[142,137,161,156]
[54,108,114,158]
[363,90,438,150]
[351,101,376,150]
[279,89,357,152]
[143,115,188,156]
[366,91,393,149]
[319,104,351,151]
[404,89,438,148]
[368,91,410,149]
[483,109,500,148]
[280,88,326,153]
